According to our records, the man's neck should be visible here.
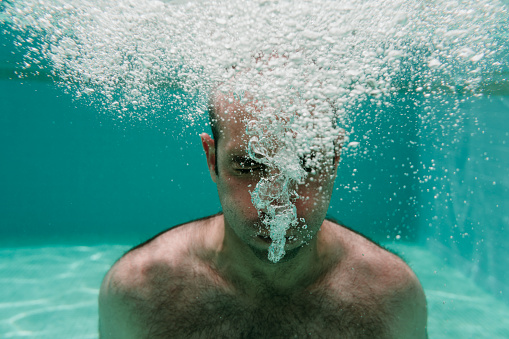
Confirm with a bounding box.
[213,218,335,298]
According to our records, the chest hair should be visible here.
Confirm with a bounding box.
[139,281,391,339]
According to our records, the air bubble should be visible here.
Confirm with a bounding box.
[4,0,508,263]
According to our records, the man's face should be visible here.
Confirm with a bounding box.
[202,94,340,257]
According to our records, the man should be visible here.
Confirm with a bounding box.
[98,89,428,338]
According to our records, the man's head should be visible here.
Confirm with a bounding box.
[200,89,343,262]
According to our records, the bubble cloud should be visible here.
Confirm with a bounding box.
[3,0,507,262]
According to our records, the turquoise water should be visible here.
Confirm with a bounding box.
[1,243,508,338]
[1,0,508,337]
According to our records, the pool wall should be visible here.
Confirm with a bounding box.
[0,78,421,242]
[418,93,509,305]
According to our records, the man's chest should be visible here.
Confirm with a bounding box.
[140,288,389,338]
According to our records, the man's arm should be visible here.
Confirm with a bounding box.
[390,269,428,339]
[98,263,147,339]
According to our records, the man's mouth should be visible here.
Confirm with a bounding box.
[257,235,272,243]
[256,234,298,244]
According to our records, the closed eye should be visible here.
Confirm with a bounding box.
[300,152,317,173]
[232,157,266,174]
[235,167,258,174]
[300,158,313,173]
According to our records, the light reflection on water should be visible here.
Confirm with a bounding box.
[0,244,508,338]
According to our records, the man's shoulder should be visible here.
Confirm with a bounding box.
[125,213,223,258]
[325,218,419,286]
[323,219,427,337]
[101,213,222,296]
[98,214,223,338]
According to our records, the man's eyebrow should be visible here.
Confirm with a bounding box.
[230,155,264,165]
[299,151,317,158]
[230,155,253,163]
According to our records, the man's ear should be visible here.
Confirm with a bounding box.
[200,133,217,183]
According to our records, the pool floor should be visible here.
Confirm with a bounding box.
[1,243,508,338]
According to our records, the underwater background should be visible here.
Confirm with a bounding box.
[2,32,508,303]
[1,0,509,337]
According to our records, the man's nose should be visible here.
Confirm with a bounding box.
[267,174,298,203]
